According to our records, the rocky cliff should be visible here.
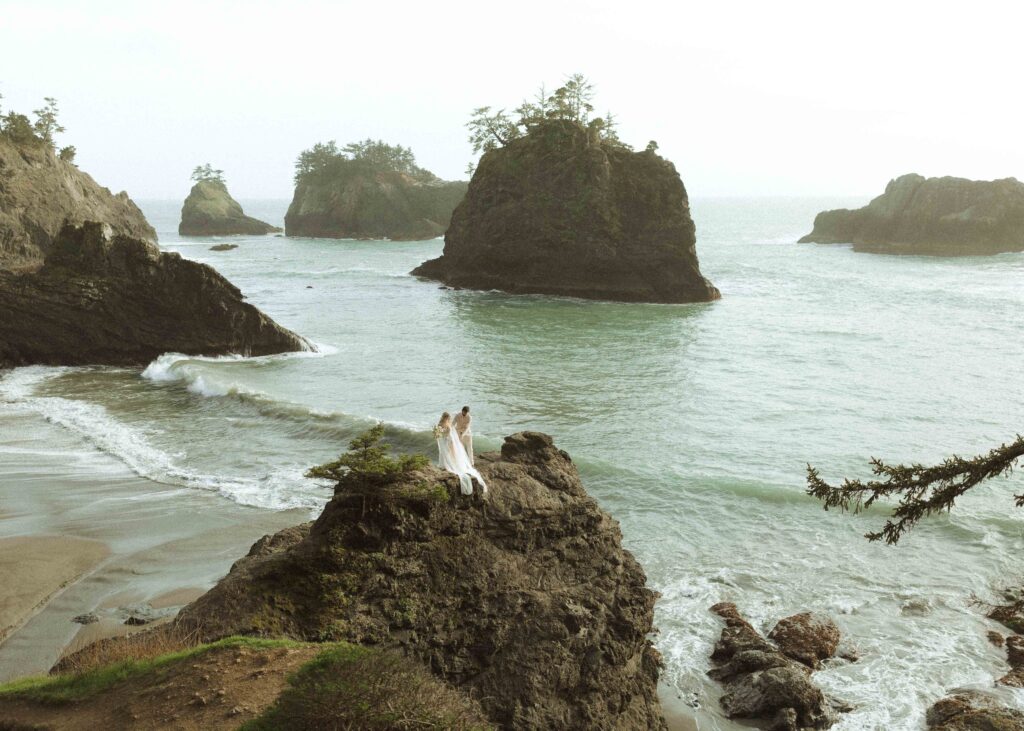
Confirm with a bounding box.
[0,222,308,367]
[178,432,666,730]
[285,167,467,241]
[179,180,281,236]
[0,135,155,271]
[799,174,1024,255]
[412,120,720,303]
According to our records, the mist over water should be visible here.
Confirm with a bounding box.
[3,197,1024,728]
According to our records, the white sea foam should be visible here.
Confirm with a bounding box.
[0,367,327,512]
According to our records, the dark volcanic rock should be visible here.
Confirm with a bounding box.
[179,180,282,236]
[926,689,1024,730]
[0,222,308,367]
[708,603,839,730]
[285,167,466,241]
[412,120,719,303]
[0,135,155,271]
[799,174,1024,255]
[177,432,666,730]
[210,243,238,251]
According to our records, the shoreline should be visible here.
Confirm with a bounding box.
[0,405,309,681]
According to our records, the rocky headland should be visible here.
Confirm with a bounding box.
[412,119,720,303]
[0,134,155,271]
[285,139,466,240]
[178,179,281,236]
[0,135,307,367]
[799,174,1024,255]
[174,431,666,730]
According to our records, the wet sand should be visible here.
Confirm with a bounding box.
[0,407,310,682]
[0,536,110,643]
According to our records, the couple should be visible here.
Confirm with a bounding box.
[434,406,487,496]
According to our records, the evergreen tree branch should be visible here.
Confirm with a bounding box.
[806,435,1024,544]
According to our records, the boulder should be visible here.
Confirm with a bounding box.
[799,174,1024,255]
[926,689,1024,730]
[179,180,281,236]
[0,222,308,367]
[285,166,466,241]
[707,603,838,730]
[412,119,720,303]
[768,612,842,669]
[177,432,666,730]
[0,134,155,271]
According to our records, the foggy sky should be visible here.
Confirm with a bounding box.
[2,0,1021,200]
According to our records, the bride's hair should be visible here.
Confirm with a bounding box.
[439,411,450,425]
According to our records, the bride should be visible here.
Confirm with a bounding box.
[434,412,487,496]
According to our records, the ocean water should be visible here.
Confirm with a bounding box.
[3,197,1024,728]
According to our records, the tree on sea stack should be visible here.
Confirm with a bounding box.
[807,435,1024,544]
[191,163,225,184]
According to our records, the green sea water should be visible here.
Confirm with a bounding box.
[2,196,1023,728]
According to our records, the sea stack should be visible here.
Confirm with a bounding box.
[177,432,667,730]
[0,134,307,367]
[799,174,1024,255]
[285,139,467,240]
[412,120,720,303]
[179,179,281,236]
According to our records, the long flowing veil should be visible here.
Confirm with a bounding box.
[437,425,487,496]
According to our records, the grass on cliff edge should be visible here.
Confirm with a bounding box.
[0,636,303,705]
[241,644,494,731]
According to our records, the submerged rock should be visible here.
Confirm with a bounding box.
[285,162,466,241]
[179,180,281,236]
[412,119,719,303]
[926,689,1024,730]
[0,222,308,367]
[799,174,1024,255]
[707,603,843,730]
[178,432,666,730]
[210,243,238,251]
[0,134,155,271]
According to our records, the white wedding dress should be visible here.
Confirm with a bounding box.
[437,425,487,496]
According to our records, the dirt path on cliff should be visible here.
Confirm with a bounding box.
[0,644,319,730]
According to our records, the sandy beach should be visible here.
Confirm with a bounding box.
[0,406,309,682]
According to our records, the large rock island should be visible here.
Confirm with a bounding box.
[0,130,306,367]
[799,174,1024,255]
[179,176,281,236]
[412,79,718,303]
[285,139,467,240]
[177,431,667,730]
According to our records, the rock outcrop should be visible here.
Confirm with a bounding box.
[707,603,849,730]
[926,689,1024,730]
[799,174,1024,255]
[0,222,308,367]
[285,167,466,241]
[179,180,281,236]
[177,432,666,730]
[412,120,719,303]
[0,134,155,271]
[767,612,842,670]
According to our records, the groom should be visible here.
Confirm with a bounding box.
[454,406,473,465]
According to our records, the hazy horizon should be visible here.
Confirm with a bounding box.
[3,0,1021,201]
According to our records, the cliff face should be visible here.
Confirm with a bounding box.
[0,222,308,367]
[178,432,666,730]
[285,167,467,241]
[412,121,720,303]
[179,180,282,236]
[799,174,1024,255]
[0,135,155,271]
